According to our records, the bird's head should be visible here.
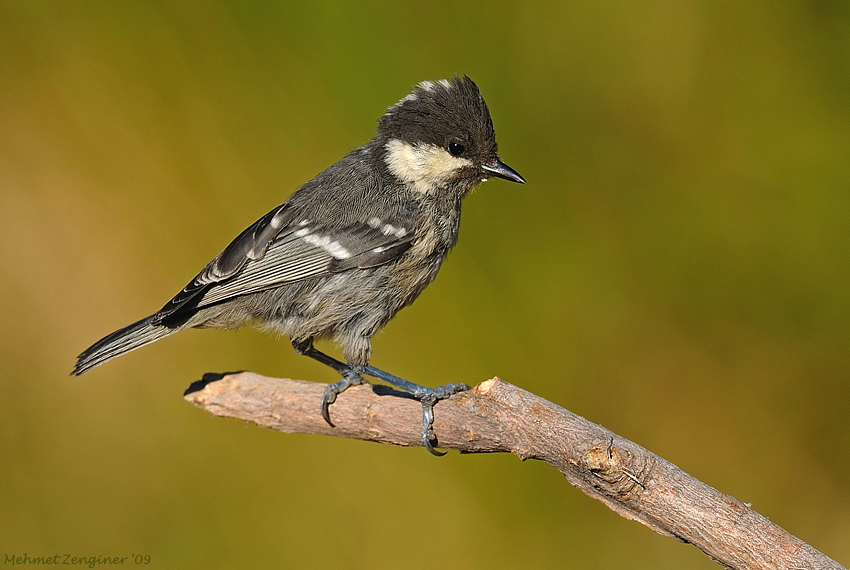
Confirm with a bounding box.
[377,75,525,196]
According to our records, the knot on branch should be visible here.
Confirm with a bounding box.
[584,439,648,496]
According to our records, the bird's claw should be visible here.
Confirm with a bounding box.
[420,401,445,456]
[433,382,470,399]
[418,382,470,456]
[320,372,365,426]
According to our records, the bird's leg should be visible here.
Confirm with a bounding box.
[291,338,366,426]
[362,364,469,456]
[291,339,468,454]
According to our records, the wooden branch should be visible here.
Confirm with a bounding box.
[184,372,844,570]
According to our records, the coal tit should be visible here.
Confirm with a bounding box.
[73,75,525,455]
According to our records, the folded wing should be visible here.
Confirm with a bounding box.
[152,205,415,324]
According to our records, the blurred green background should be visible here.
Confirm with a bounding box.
[2,1,848,568]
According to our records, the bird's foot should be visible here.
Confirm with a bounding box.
[362,364,469,456]
[321,370,367,426]
[418,383,470,456]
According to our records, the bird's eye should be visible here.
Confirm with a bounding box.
[448,141,465,157]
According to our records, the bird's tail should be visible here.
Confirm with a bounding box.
[72,315,177,376]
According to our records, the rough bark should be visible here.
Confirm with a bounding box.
[184,372,844,570]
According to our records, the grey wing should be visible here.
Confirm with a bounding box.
[152,204,297,324]
[153,208,415,323]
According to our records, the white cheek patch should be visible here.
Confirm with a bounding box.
[384,139,473,194]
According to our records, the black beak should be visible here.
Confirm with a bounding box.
[481,158,526,184]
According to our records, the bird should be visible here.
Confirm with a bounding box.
[72,75,525,455]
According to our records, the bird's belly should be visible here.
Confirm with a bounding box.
[246,258,441,340]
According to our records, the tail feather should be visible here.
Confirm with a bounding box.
[72,316,177,376]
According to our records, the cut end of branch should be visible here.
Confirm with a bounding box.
[473,377,502,394]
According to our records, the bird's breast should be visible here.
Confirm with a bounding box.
[408,204,461,259]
